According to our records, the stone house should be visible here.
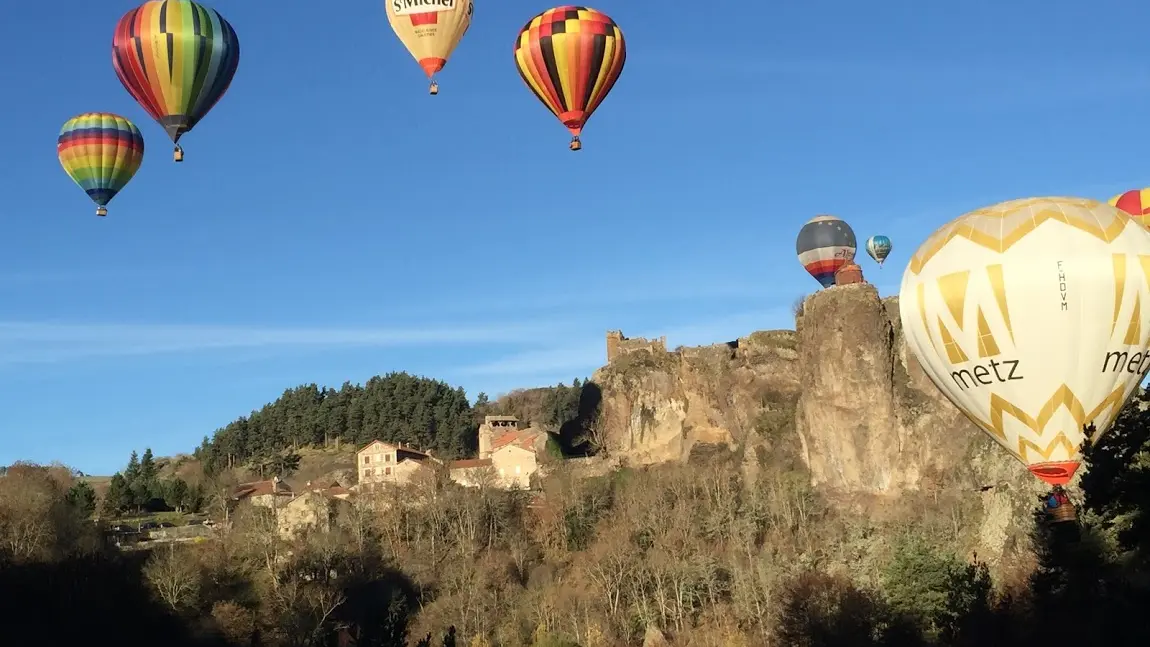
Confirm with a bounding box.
[447,458,497,488]
[277,490,348,539]
[357,439,437,488]
[478,415,521,458]
[493,443,536,489]
[449,416,545,489]
[302,480,351,500]
[232,477,294,509]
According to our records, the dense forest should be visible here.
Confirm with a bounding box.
[193,372,586,475]
[4,371,1150,645]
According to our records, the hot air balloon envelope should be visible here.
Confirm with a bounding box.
[112,0,240,161]
[1108,189,1150,231]
[57,113,145,216]
[513,6,626,150]
[899,197,1150,486]
[866,235,892,266]
[385,0,473,94]
[797,215,857,287]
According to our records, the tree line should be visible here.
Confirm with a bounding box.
[103,448,206,516]
[193,373,586,475]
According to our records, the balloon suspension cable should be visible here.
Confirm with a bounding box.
[96,206,108,217]
[569,136,582,151]
[173,145,184,163]
[429,79,439,95]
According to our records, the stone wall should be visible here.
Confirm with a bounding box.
[606,330,668,363]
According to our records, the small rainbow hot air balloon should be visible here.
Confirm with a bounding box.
[796,215,857,287]
[866,235,892,267]
[112,0,240,162]
[57,113,145,217]
[1108,188,1150,230]
[513,6,626,151]
[385,0,474,95]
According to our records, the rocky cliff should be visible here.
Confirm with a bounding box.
[590,283,1044,564]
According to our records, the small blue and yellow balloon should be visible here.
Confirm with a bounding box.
[865,235,892,267]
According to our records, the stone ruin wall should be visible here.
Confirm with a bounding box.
[605,330,668,363]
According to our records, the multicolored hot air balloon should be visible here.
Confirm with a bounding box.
[1108,188,1150,230]
[513,6,626,151]
[899,197,1150,488]
[112,0,240,162]
[866,235,892,267]
[57,113,145,217]
[386,0,474,95]
[796,215,857,287]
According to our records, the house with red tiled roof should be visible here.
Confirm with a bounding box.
[464,416,548,489]
[303,480,352,500]
[231,477,294,509]
[357,440,438,489]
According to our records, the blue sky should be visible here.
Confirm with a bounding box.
[2,0,1149,475]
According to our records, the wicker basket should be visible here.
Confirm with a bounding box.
[1049,502,1077,523]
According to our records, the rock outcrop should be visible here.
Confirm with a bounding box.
[590,282,1043,563]
[593,330,801,465]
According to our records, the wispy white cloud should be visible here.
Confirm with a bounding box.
[0,319,565,365]
[454,308,793,379]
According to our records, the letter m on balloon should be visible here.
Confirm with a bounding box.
[1106,254,1150,362]
[914,265,1014,367]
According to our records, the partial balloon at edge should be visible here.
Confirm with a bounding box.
[1108,188,1150,231]
[897,196,1150,487]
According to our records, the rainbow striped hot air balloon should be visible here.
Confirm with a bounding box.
[112,0,240,162]
[1108,188,1150,231]
[796,215,857,288]
[57,113,145,217]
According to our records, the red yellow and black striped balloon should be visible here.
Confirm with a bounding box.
[1108,188,1150,230]
[513,6,626,151]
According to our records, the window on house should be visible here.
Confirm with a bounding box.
[385,467,392,476]
[386,454,392,463]
[515,465,521,475]
[363,456,370,464]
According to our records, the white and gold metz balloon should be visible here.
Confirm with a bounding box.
[899,197,1150,486]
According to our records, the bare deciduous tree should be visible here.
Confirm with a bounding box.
[143,544,202,610]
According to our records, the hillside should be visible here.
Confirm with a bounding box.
[84,377,585,499]
[587,283,1040,569]
[10,281,1150,646]
[88,284,1042,570]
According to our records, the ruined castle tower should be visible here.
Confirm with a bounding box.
[478,415,519,458]
[605,330,667,364]
[606,330,624,363]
